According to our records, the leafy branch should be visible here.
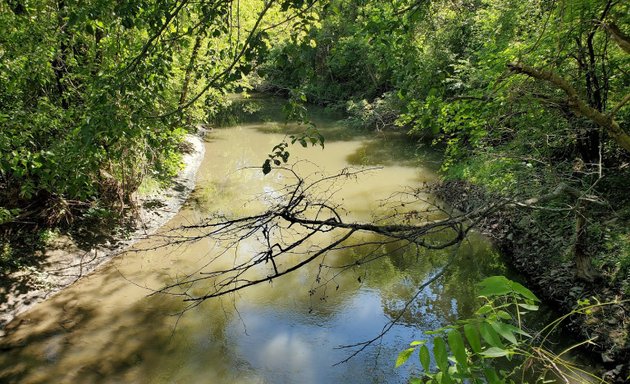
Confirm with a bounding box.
[396,276,619,383]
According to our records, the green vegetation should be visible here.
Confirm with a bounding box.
[1,0,629,380]
[254,0,629,378]
[0,0,317,270]
[396,276,620,383]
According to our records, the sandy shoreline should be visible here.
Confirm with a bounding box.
[0,133,205,332]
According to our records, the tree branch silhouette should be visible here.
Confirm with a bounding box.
[145,166,488,304]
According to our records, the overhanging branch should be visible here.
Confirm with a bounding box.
[508,62,630,153]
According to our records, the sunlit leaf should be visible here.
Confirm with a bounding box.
[396,347,415,368]
[497,310,512,320]
[489,321,517,345]
[518,303,539,311]
[480,347,510,358]
[477,276,513,297]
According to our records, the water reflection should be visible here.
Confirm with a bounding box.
[0,99,505,383]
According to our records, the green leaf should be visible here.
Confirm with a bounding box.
[434,337,448,372]
[262,159,271,175]
[510,281,539,302]
[480,322,504,348]
[518,303,539,311]
[480,347,510,358]
[496,310,512,320]
[477,276,539,302]
[489,321,517,345]
[447,330,468,369]
[511,326,532,339]
[396,347,415,368]
[436,371,452,384]
[476,304,494,315]
[477,276,513,297]
[483,367,503,384]
[464,323,482,354]
[419,344,431,371]
[410,340,425,347]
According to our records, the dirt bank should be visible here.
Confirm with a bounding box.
[0,133,205,332]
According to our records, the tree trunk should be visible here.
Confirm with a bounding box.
[6,0,26,15]
[573,199,600,282]
[576,122,600,164]
[53,0,69,109]
[179,35,203,107]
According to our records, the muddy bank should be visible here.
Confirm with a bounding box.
[0,133,205,332]
[436,180,629,382]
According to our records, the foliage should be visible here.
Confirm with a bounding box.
[259,0,414,106]
[0,0,320,211]
[262,91,325,174]
[0,0,324,275]
[259,0,629,195]
[396,276,610,383]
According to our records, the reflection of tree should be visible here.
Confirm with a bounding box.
[376,236,505,326]
[133,162,573,364]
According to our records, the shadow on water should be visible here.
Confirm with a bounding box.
[213,95,343,126]
[346,132,442,170]
[0,255,244,383]
[213,95,371,143]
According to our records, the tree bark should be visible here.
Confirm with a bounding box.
[53,0,69,109]
[603,22,630,54]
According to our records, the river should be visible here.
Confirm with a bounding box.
[0,98,507,383]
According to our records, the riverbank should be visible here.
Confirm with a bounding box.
[436,180,629,382]
[0,133,205,332]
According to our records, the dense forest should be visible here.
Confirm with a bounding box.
[1,0,629,382]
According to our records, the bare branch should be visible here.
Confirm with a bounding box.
[144,168,473,303]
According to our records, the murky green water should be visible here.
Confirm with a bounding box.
[0,98,506,383]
